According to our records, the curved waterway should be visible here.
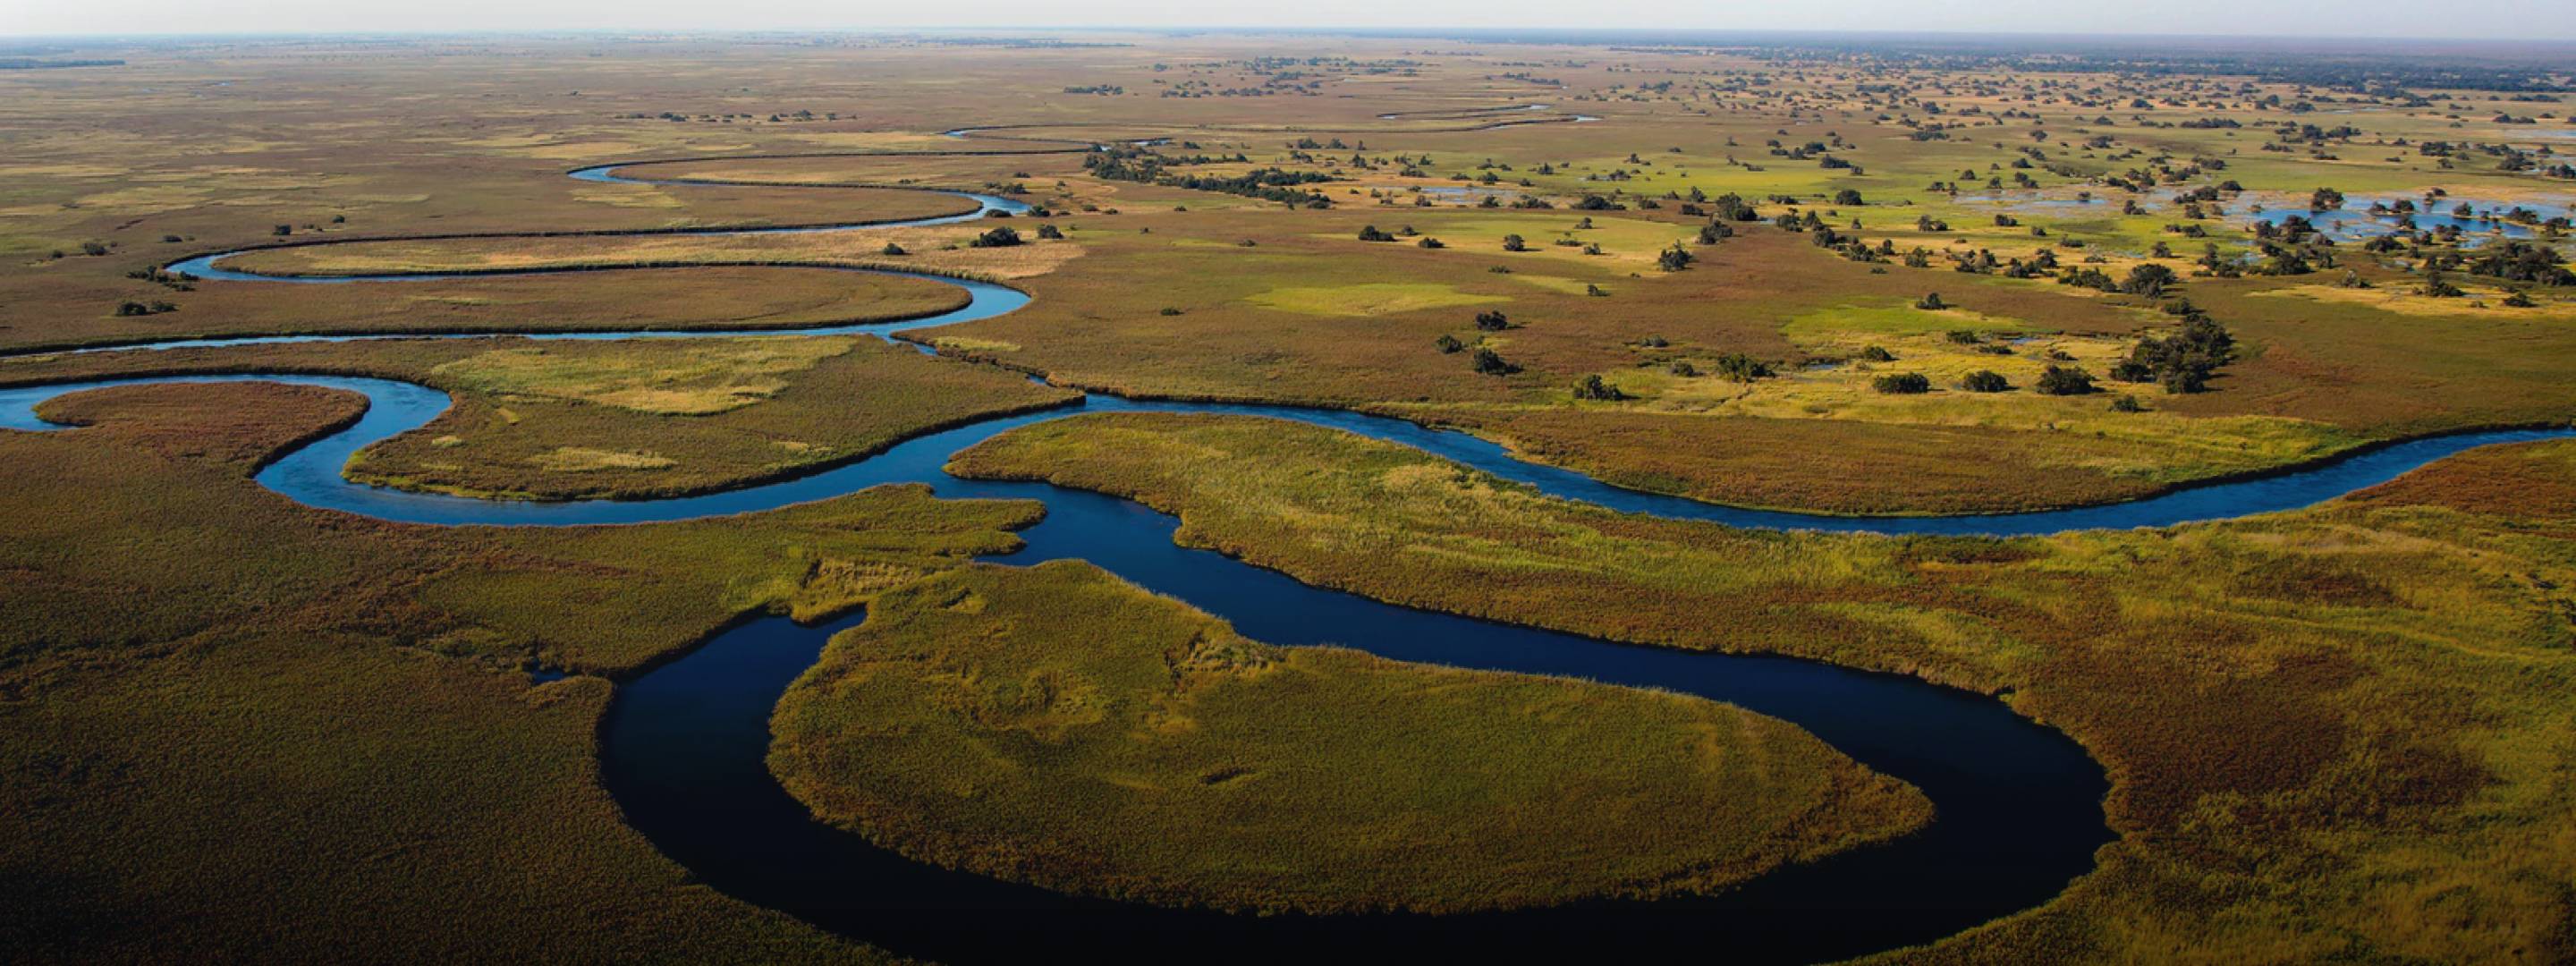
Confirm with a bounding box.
[5,135,2569,963]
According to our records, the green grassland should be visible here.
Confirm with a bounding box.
[770,560,1929,914]
[950,411,2576,962]
[5,334,1076,501]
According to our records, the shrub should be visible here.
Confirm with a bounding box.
[1916,292,1948,310]
[1472,310,1509,332]
[1859,345,1895,362]
[1571,375,1628,400]
[881,242,908,256]
[968,226,1023,248]
[1469,347,1517,376]
[1502,233,1528,251]
[2035,365,2098,395]
[1872,372,1932,394]
[1961,370,2012,393]
[2109,394,2144,412]
[1417,237,1445,250]
[1035,224,1064,240]
[1358,225,1395,242]
[1711,352,1772,382]
[1434,334,1463,354]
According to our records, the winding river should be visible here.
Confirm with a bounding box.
[5,130,2568,963]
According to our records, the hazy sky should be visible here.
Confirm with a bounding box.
[5,0,2573,41]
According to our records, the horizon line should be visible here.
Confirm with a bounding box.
[8,26,2576,46]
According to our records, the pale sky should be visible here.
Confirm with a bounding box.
[4,0,2573,42]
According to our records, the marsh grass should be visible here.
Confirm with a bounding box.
[769,560,1930,915]
[2,382,1047,961]
[5,335,1079,502]
[953,411,2576,962]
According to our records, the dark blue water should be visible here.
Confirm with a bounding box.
[6,144,2560,964]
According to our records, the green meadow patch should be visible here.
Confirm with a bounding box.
[1242,282,1504,317]
[1781,302,2034,340]
[768,560,1929,915]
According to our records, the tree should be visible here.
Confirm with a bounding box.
[968,226,1022,248]
[2120,263,2178,296]
[2035,365,2097,395]
[1502,233,1528,252]
[1434,334,1464,353]
[2122,313,2236,393]
[1915,292,1948,310]
[881,242,907,256]
[1833,188,1865,206]
[1657,244,1694,272]
[272,225,292,236]
[1417,236,1445,250]
[1961,369,2012,393]
[2309,186,2345,211]
[1859,345,1895,362]
[1469,347,1516,376]
[1035,224,1064,240]
[1872,372,1932,394]
[1473,310,1509,332]
[1358,225,1395,242]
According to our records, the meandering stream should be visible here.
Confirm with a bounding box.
[6,127,2565,963]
